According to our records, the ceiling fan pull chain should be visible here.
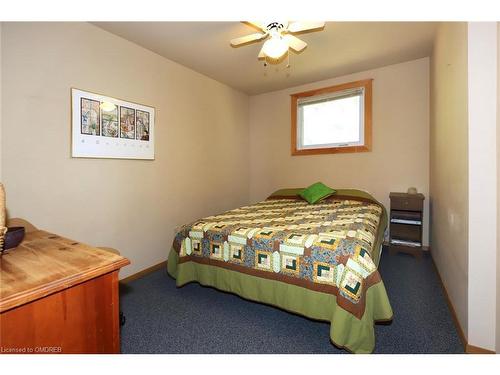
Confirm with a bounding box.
[286,50,291,77]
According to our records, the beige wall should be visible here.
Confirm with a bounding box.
[429,22,469,337]
[497,21,500,354]
[1,22,250,278]
[248,58,430,245]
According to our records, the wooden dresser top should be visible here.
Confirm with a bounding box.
[0,230,130,313]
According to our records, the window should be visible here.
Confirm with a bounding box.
[291,79,372,155]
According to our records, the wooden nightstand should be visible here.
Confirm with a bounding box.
[388,192,425,259]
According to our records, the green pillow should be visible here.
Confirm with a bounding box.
[300,182,336,204]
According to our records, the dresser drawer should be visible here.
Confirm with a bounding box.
[390,196,423,211]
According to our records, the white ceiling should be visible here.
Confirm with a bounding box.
[93,22,438,95]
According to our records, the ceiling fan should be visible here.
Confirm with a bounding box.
[230,21,325,62]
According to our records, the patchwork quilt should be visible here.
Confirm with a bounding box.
[168,189,393,353]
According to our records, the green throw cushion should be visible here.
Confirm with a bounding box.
[300,182,336,204]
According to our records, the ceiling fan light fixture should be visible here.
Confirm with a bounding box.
[262,36,289,59]
[231,21,325,62]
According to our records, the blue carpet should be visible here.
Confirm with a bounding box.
[119,251,464,354]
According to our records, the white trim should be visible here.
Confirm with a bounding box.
[296,87,365,151]
[467,22,497,351]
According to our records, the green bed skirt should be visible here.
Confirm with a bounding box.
[167,250,393,354]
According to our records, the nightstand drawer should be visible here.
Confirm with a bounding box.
[390,223,421,243]
[390,197,423,211]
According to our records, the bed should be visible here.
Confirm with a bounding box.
[167,188,393,353]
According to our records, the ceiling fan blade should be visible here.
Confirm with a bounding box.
[258,45,265,59]
[230,32,267,47]
[284,34,307,52]
[244,21,268,32]
[288,21,325,33]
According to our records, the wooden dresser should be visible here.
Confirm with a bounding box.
[0,230,129,354]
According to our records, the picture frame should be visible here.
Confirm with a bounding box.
[71,88,155,160]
